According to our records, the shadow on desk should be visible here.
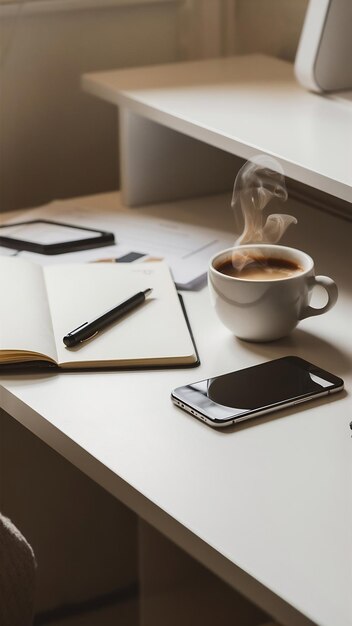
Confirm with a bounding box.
[237,328,352,376]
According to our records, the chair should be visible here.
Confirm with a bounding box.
[0,513,36,626]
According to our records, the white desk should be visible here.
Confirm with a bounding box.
[1,191,351,626]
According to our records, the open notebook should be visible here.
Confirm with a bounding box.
[0,258,199,369]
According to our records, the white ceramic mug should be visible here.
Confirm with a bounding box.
[208,244,338,342]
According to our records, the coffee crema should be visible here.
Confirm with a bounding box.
[216,255,304,281]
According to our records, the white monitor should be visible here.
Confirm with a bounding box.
[294,0,352,93]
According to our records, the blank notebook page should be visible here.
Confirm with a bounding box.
[44,262,196,367]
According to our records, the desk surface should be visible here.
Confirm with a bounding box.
[1,192,351,626]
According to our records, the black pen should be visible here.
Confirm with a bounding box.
[63,288,153,348]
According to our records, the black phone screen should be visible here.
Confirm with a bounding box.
[172,357,343,423]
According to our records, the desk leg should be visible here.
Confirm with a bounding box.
[138,520,273,626]
[119,108,238,207]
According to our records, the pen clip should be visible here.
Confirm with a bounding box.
[80,330,99,343]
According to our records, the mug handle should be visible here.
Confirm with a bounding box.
[299,275,338,320]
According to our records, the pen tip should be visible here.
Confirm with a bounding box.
[144,288,153,297]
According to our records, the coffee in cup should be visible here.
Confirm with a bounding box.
[208,244,338,342]
[216,253,304,281]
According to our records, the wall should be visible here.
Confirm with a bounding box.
[0,0,183,211]
[233,0,308,61]
[0,0,310,212]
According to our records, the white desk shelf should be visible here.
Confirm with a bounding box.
[82,54,352,204]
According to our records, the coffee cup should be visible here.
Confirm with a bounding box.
[208,244,338,342]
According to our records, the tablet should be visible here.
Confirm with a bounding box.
[0,219,115,255]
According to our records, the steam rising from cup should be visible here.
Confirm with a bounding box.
[231,155,297,246]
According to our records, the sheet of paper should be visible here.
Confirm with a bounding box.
[1,200,234,289]
[0,257,57,361]
[44,262,196,367]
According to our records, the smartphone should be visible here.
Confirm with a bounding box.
[171,356,344,428]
